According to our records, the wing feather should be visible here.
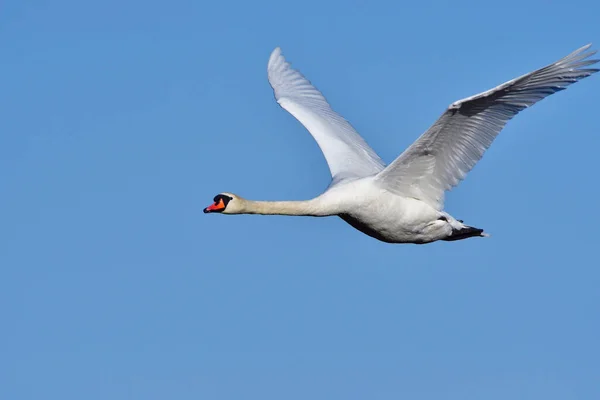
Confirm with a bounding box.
[268,48,385,182]
[376,44,599,210]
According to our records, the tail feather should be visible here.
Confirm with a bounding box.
[443,226,488,242]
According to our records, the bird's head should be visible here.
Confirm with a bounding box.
[203,193,244,214]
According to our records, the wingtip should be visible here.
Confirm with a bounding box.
[268,47,284,70]
[575,43,594,55]
[557,43,598,67]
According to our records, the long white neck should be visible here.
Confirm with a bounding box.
[238,198,334,216]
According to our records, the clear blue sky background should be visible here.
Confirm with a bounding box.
[2,1,599,399]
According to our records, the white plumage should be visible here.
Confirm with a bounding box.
[267,47,385,182]
[205,45,598,244]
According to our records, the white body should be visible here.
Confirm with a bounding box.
[206,45,598,244]
[317,178,457,244]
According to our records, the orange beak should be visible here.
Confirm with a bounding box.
[203,198,226,213]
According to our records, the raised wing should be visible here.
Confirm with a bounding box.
[267,48,385,182]
[376,44,599,210]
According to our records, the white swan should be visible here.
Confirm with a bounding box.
[205,45,598,244]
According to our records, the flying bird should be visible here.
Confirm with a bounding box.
[205,45,598,244]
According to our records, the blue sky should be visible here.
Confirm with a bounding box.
[2,1,599,399]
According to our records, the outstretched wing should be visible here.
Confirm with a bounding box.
[375,44,599,210]
[268,48,385,182]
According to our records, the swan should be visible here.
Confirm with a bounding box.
[204,45,598,244]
